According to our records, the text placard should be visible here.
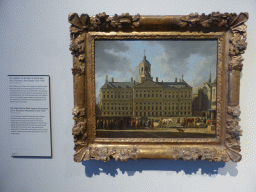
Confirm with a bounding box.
[9,75,52,157]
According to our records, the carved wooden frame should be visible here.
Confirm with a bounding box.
[69,12,248,162]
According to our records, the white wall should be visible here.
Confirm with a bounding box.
[1,0,256,191]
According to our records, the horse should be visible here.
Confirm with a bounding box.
[185,118,194,128]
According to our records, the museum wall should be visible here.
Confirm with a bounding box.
[0,0,256,191]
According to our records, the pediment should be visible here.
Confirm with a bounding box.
[134,80,162,88]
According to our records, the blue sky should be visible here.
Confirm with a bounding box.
[95,40,217,102]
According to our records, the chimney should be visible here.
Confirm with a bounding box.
[112,78,114,82]
[156,77,158,82]
[134,80,136,85]
[182,75,184,80]
[131,77,133,82]
[105,75,108,82]
[175,78,177,82]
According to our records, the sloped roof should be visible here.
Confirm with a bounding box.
[100,79,192,89]
[100,81,138,89]
[202,80,211,88]
[156,80,192,88]
[211,78,217,85]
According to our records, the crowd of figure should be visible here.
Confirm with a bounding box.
[180,117,215,128]
[96,117,156,130]
[96,116,215,130]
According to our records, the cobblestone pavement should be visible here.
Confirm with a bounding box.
[98,127,215,134]
[97,126,216,138]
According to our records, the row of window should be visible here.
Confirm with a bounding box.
[135,94,191,98]
[102,102,192,106]
[135,89,162,93]
[134,111,191,117]
[103,95,132,99]
[102,103,132,106]
[103,90,191,94]
[102,111,191,116]
[134,90,191,94]
[103,106,132,111]
[103,91,131,94]
[103,94,191,99]
[134,106,191,110]
[134,102,191,106]
[103,112,132,116]
[103,106,191,112]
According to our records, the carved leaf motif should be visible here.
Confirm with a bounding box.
[69,13,90,33]
[72,121,86,135]
[110,14,120,28]
[69,26,83,34]
[227,105,241,117]
[90,12,110,30]
[229,24,247,58]
[90,147,110,161]
[119,13,132,24]
[73,146,242,162]
[72,124,81,136]
[69,13,83,29]
[180,13,200,27]
[72,108,86,116]
[72,66,86,76]
[172,148,184,160]
[74,147,89,162]
[225,105,242,162]
[213,151,223,162]
[133,13,140,22]
[233,24,247,33]
[73,147,139,162]
[179,12,236,28]
[229,55,244,71]
[221,150,230,162]
[201,148,215,161]
[169,147,237,162]
[69,12,140,31]
[69,34,85,54]
[230,12,249,29]
[225,148,242,162]
[182,148,198,161]
[79,14,90,27]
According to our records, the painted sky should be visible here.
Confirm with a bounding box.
[95,40,217,103]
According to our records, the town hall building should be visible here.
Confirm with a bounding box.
[98,54,193,118]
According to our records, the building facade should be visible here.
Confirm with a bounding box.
[98,55,193,118]
[192,74,217,119]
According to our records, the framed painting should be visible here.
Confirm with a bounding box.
[69,12,248,162]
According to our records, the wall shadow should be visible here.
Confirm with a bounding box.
[82,159,238,177]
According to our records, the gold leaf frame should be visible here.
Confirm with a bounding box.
[69,12,248,162]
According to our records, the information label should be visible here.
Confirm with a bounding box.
[9,75,52,157]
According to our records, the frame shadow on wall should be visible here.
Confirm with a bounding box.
[82,159,238,177]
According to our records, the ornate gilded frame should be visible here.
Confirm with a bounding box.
[69,12,248,162]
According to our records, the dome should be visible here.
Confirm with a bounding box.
[139,56,151,67]
[138,55,152,83]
